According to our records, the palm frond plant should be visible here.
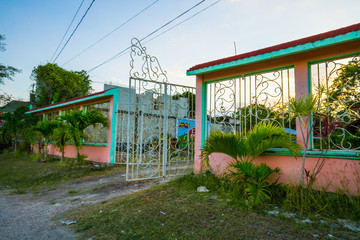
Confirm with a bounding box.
[202,122,301,165]
[32,118,58,161]
[52,121,70,163]
[59,110,109,164]
[202,122,301,205]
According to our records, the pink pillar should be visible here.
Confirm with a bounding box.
[294,61,309,148]
[106,97,114,162]
[194,75,204,173]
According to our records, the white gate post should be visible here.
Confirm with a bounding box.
[162,83,168,177]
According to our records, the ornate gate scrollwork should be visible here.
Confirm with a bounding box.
[116,38,195,181]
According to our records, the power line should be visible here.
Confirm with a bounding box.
[52,0,96,63]
[87,0,206,73]
[98,0,222,62]
[144,0,221,45]
[62,0,160,66]
[50,0,85,62]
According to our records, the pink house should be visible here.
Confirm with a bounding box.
[27,88,119,164]
[187,23,360,194]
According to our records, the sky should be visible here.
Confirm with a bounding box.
[1,0,360,102]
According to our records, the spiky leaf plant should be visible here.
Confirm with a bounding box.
[202,121,301,205]
[202,121,301,167]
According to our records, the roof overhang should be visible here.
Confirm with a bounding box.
[187,24,360,76]
[26,88,118,114]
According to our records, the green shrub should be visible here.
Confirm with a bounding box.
[178,173,360,220]
[228,160,280,206]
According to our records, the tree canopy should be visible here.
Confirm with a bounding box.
[0,105,39,151]
[328,59,360,110]
[31,63,93,107]
[0,34,21,85]
[172,91,195,118]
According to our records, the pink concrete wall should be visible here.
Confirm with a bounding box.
[36,96,113,163]
[47,144,110,163]
[193,40,360,194]
[208,153,360,195]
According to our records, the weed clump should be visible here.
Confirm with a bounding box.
[178,172,360,221]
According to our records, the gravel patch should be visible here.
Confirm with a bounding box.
[0,172,157,240]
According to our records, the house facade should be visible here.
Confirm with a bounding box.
[27,88,119,163]
[26,83,194,167]
[187,23,360,194]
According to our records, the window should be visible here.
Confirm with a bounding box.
[61,107,80,116]
[45,111,59,121]
[83,101,110,144]
[310,55,360,151]
[206,67,295,137]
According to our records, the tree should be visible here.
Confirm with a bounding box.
[31,63,92,107]
[328,59,360,110]
[172,91,195,118]
[59,110,109,164]
[0,34,21,85]
[32,119,58,161]
[0,92,12,107]
[0,106,37,151]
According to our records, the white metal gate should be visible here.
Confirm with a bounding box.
[115,38,195,181]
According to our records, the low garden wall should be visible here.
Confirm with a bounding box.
[207,153,360,195]
[34,143,111,163]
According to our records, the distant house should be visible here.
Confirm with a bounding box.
[0,100,30,127]
[0,100,30,114]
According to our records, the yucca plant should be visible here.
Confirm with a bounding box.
[202,122,301,205]
[288,95,317,186]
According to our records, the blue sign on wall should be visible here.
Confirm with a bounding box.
[177,119,195,138]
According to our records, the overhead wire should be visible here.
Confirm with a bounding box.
[52,0,96,63]
[143,0,221,44]
[50,0,85,62]
[87,0,206,73]
[61,0,160,66]
[97,0,222,62]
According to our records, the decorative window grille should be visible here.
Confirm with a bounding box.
[310,55,360,151]
[84,101,110,144]
[62,107,80,115]
[206,67,295,137]
[46,111,59,121]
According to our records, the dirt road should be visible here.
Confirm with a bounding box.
[0,172,157,240]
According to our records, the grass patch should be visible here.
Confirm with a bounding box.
[67,189,88,195]
[0,152,125,191]
[11,189,27,194]
[276,184,360,221]
[65,174,359,240]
